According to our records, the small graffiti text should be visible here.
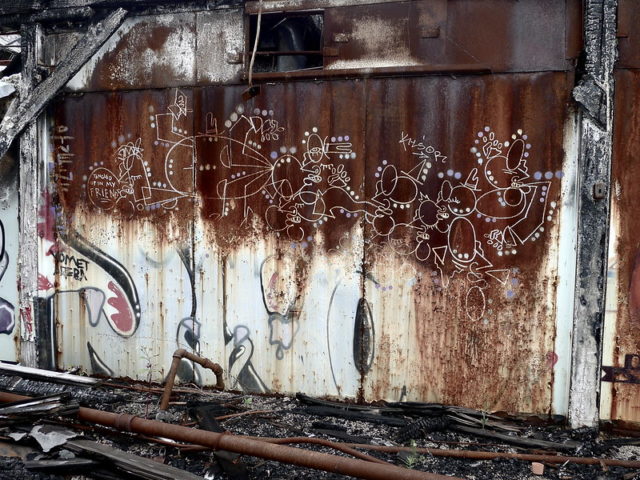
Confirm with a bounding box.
[54,252,90,281]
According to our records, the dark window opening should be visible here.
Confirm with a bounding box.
[249,12,323,73]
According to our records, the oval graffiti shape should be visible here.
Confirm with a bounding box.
[465,286,486,322]
[507,138,525,170]
[379,165,398,196]
[447,185,477,216]
[353,298,375,376]
[448,217,477,263]
[87,167,121,210]
[417,199,440,228]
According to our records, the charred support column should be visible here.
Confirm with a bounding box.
[17,23,43,367]
[569,0,618,428]
[9,9,127,368]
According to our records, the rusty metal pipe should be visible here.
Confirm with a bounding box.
[0,392,457,480]
[159,348,224,410]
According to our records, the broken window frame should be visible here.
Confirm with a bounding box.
[245,10,325,75]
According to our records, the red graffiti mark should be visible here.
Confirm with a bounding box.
[37,191,57,242]
[546,351,558,369]
[107,281,134,335]
[20,306,33,336]
[46,243,62,256]
[38,274,53,291]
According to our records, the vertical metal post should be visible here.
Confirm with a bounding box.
[17,23,43,367]
[568,0,618,428]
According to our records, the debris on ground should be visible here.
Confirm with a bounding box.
[0,367,639,480]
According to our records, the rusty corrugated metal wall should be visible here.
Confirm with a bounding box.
[601,0,640,425]
[32,0,585,415]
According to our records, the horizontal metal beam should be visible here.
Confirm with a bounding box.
[246,64,492,82]
[245,0,407,14]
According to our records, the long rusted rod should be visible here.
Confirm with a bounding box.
[236,436,640,469]
[159,348,224,410]
[0,392,457,480]
[337,443,640,469]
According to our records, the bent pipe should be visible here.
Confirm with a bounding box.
[159,348,225,411]
[0,392,457,480]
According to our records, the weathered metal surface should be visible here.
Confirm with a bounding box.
[48,69,573,413]
[323,0,579,73]
[67,13,197,92]
[616,0,640,69]
[66,10,245,92]
[63,1,582,93]
[196,9,244,85]
[602,68,640,424]
[359,74,571,412]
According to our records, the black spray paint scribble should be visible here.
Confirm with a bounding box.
[602,354,640,384]
[62,228,141,336]
[0,219,15,336]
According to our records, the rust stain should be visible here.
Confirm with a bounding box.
[323,0,577,72]
[610,68,640,423]
[629,251,640,324]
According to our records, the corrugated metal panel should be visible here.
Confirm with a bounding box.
[616,0,640,69]
[49,71,573,412]
[601,68,640,424]
[359,74,570,411]
[323,0,578,72]
[0,152,18,361]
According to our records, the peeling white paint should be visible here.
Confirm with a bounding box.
[67,13,197,91]
[551,112,580,416]
[327,16,420,71]
[196,9,244,84]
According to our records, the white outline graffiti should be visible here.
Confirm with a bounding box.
[82,91,562,323]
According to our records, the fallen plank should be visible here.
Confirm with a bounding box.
[24,458,97,470]
[452,425,581,451]
[66,439,204,480]
[0,8,127,160]
[296,406,406,426]
[0,362,101,386]
[0,394,78,424]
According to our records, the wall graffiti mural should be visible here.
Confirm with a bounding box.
[79,92,561,309]
[48,83,566,404]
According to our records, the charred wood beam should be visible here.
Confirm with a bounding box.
[66,439,205,480]
[0,0,239,17]
[0,7,95,29]
[451,425,580,451]
[0,8,127,162]
[16,22,41,367]
[568,0,618,429]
